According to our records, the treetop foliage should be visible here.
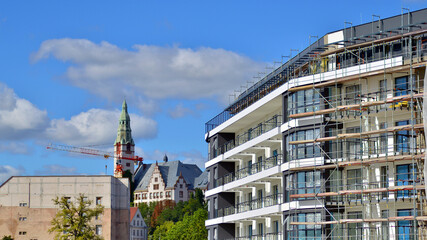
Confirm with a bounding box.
[48,194,104,240]
[139,188,208,240]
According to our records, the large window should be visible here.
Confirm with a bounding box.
[286,129,321,161]
[397,209,413,240]
[288,89,320,115]
[346,127,361,160]
[258,223,264,236]
[347,212,362,240]
[345,85,361,105]
[395,120,412,154]
[347,169,362,201]
[395,76,409,97]
[379,79,388,100]
[291,213,321,239]
[286,171,321,201]
[381,210,389,240]
[379,122,388,154]
[396,164,417,198]
[213,198,218,218]
[381,166,389,199]
[95,225,102,235]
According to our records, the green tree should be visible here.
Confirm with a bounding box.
[138,202,157,234]
[48,194,104,240]
[2,236,13,240]
[166,208,208,240]
[150,221,174,240]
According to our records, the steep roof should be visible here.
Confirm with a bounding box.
[130,207,138,221]
[134,160,203,191]
[194,170,208,189]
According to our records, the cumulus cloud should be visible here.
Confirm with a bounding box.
[0,82,157,147]
[45,108,157,146]
[34,164,78,175]
[168,103,193,119]
[0,83,49,140]
[31,38,264,103]
[0,165,25,184]
[0,142,33,155]
[180,150,207,170]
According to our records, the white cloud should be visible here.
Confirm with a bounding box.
[31,38,264,104]
[0,165,25,185]
[168,103,193,119]
[34,164,78,175]
[180,150,206,170]
[0,141,32,155]
[45,108,157,146]
[0,82,157,147]
[0,83,49,140]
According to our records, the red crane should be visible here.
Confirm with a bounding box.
[46,144,143,176]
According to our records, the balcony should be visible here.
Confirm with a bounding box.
[225,233,283,240]
[214,154,283,188]
[216,193,283,218]
[210,115,282,160]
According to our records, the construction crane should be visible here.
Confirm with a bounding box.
[46,143,143,176]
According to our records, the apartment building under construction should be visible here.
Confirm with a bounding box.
[204,8,427,240]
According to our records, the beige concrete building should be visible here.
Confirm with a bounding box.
[0,175,130,240]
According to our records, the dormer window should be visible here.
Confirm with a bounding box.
[155,177,158,182]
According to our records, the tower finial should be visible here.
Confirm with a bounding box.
[122,99,127,110]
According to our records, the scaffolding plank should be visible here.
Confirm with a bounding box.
[289,216,426,225]
[290,164,337,171]
[289,185,425,199]
[288,62,426,92]
[289,123,424,145]
[288,154,425,172]
[290,221,338,225]
[289,93,423,119]
[389,216,415,221]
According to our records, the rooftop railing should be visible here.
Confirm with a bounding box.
[205,40,427,133]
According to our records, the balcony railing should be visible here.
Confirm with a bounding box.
[213,154,283,188]
[225,233,283,240]
[216,193,283,218]
[210,115,282,160]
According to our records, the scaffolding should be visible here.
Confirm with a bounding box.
[205,10,427,240]
[284,19,427,240]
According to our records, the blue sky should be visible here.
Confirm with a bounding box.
[0,0,425,183]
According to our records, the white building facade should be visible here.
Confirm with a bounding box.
[205,8,427,240]
[130,207,147,240]
[133,160,207,206]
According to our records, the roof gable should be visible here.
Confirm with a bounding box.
[134,160,203,191]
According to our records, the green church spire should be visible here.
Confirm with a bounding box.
[115,100,134,145]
